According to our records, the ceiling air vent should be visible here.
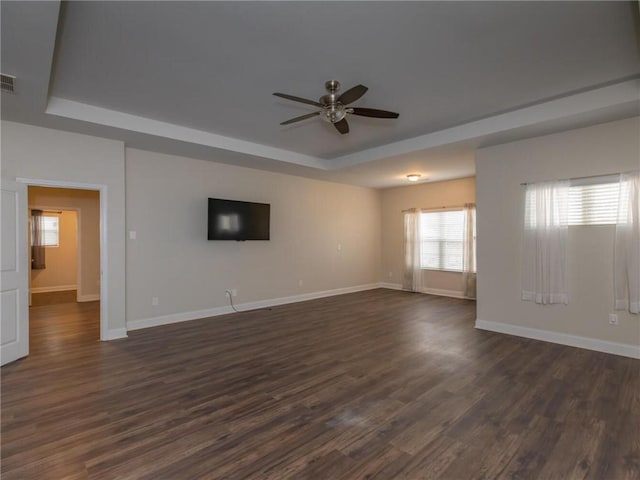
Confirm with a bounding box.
[1,74,16,93]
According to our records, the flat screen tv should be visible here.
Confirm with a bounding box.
[208,198,270,241]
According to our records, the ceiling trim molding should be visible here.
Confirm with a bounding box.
[328,79,640,169]
[45,97,326,170]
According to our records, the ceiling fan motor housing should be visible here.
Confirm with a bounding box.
[320,80,347,124]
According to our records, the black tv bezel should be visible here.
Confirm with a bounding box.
[207,197,270,241]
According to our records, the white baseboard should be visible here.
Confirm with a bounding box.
[379,283,469,299]
[475,319,640,359]
[30,285,76,293]
[103,328,127,341]
[422,287,468,299]
[127,283,382,332]
[77,294,100,302]
[31,286,99,302]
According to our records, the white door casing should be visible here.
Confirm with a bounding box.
[1,179,29,365]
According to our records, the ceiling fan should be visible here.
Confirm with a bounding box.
[273,80,399,135]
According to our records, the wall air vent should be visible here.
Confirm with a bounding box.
[1,74,16,93]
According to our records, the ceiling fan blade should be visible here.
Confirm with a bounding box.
[350,107,399,119]
[273,92,323,107]
[280,111,320,125]
[334,118,349,134]
[338,84,368,105]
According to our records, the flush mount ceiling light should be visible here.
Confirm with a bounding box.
[406,174,421,182]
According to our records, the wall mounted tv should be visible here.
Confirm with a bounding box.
[207,198,270,241]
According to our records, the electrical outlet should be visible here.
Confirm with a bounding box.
[337,243,342,252]
[388,271,393,278]
[608,313,618,325]
[298,279,303,287]
[226,289,238,297]
[151,296,159,306]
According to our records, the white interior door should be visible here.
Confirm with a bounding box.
[1,179,29,366]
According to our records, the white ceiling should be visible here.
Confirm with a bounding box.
[2,1,639,188]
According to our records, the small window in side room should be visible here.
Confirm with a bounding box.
[32,215,59,247]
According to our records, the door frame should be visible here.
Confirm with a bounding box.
[28,206,82,303]
[18,178,109,341]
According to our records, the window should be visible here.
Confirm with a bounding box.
[32,215,59,247]
[419,209,465,271]
[525,175,624,227]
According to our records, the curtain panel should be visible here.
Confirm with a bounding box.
[614,171,640,314]
[522,180,569,305]
[462,203,477,299]
[31,209,46,270]
[402,208,424,292]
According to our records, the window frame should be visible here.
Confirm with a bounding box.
[32,214,60,248]
[418,208,466,273]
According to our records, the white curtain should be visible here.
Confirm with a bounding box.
[403,208,424,292]
[522,180,570,304]
[462,203,476,299]
[614,171,640,314]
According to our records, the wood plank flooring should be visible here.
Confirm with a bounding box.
[2,289,638,479]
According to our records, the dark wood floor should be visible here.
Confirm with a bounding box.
[2,289,638,479]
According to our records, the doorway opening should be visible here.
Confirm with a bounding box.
[27,185,102,352]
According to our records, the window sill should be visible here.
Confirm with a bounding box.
[421,268,463,274]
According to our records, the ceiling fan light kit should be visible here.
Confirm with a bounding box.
[273,80,399,135]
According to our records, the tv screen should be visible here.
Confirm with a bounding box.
[208,198,270,241]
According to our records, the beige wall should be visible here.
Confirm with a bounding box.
[125,148,382,324]
[380,177,476,294]
[1,121,126,337]
[28,187,100,299]
[10,115,635,353]
[476,116,640,348]
[30,210,77,291]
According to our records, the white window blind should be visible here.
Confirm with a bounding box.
[419,210,465,271]
[525,175,625,226]
[32,216,59,247]
[568,178,621,225]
